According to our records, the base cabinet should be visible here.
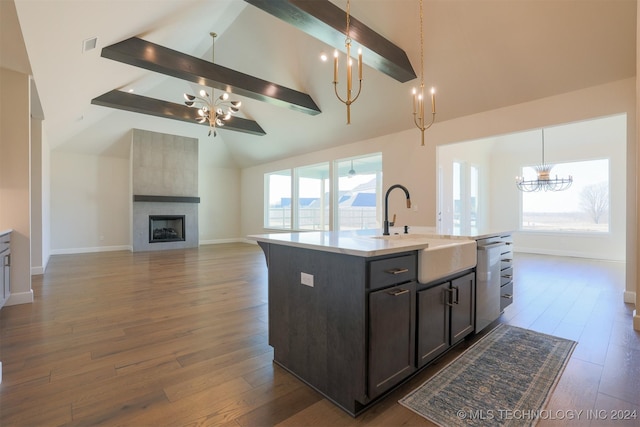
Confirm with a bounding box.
[368,281,416,398]
[0,232,10,309]
[259,241,475,416]
[417,272,475,368]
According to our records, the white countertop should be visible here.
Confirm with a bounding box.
[248,228,483,257]
[0,229,13,237]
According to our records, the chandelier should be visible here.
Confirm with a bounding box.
[348,160,356,178]
[516,129,573,192]
[332,0,363,124]
[412,0,436,146]
[183,33,241,137]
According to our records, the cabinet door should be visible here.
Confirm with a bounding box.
[450,272,475,344]
[0,258,5,308]
[416,282,450,367]
[368,282,416,398]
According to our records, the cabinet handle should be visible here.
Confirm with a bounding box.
[445,288,454,306]
[502,258,512,262]
[452,286,460,304]
[4,254,9,267]
[501,274,512,279]
[387,288,409,296]
[385,268,409,275]
[505,242,513,245]
[502,294,513,299]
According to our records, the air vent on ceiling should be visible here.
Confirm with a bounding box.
[82,37,98,53]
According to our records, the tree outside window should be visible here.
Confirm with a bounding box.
[521,159,609,233]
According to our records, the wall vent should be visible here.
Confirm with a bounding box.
[82,37,98,52]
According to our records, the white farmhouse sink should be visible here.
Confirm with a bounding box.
[371,234,477,283]
[417,238,477,284]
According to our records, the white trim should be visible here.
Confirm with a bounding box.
[513,247,625,262]
[6,290,34,306]
[31,266,44,275]
[623,291,636,304]
[199,238,244,245]
[50,245,132,255]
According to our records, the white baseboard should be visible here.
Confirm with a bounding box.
[50,240,254,255]
[6,290,34,306]
[199,238,244,245]
[624,291,636,305]
[31,266,45,275]
[50,245,132,255]
[514,247,625,262]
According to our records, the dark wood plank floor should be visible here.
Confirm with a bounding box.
[1,243,638,426]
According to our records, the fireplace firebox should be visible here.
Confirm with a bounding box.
[149,215,185,243]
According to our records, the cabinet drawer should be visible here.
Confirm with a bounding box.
[369,254,416,290]
[500,281,513,311]
[500,267,513,285]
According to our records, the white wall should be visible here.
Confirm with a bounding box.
[50,136,244,251]
[198,166,241,243]
[51,152,130,253]
[495,116,626,261]
[240,78,636,293]
[0,68,33,304]
[30,117,43,274]
[41,127,51,271]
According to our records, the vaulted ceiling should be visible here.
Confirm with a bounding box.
[2,0,636,168]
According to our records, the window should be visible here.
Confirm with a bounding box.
[521,159,609,232]
[296,163,330,230]
[265,170,291,229]
[335,154,383,230]
[264,154,382,231]
[453,161,479,233]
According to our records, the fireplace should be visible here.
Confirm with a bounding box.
[131,130,199,252]
[149,215,185,243]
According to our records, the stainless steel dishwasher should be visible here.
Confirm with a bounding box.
[475,240,505,333]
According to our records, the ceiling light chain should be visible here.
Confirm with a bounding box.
[183,32,241,137]
[515,129,573,192]
[412,0,436,146]
[333,0,363,124]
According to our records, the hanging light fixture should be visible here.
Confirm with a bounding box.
[348,160,356,178]
[183,33,241,137]
[332,0,363,124]
[516,129,573,192]
[412,0,436,146]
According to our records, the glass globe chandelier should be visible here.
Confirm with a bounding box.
[183,33,241,137]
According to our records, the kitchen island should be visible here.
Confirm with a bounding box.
[250,229,482,416]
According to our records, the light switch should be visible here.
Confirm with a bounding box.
[301,272,314,287]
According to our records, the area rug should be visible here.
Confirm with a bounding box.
[399,324,576,427]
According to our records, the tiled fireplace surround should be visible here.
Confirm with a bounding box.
[131,129,199,252]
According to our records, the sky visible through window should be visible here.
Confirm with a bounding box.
[521,159,609,232]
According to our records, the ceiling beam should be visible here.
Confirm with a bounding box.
[101,37,321,116]
[91,90,266,136]
[244,0,417,83]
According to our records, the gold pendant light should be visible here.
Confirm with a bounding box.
[412,0,436,146]
[333,0,363,124]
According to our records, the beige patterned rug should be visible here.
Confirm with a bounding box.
[399,324,576,427]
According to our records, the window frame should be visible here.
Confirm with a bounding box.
[518,158,611,235]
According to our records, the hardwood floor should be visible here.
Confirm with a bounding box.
[0,243,638,426]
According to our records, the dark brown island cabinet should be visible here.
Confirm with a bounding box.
[256,240,476,416]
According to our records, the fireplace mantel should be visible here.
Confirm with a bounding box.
[133,195,200,204]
